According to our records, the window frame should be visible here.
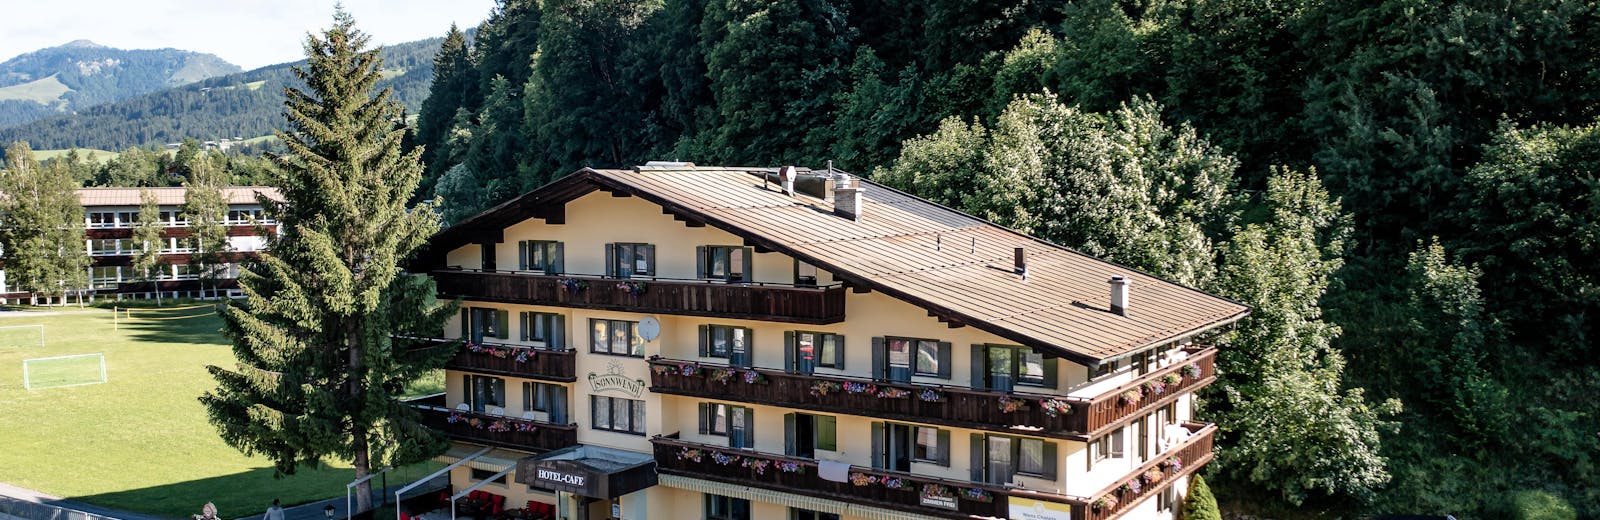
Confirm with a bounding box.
[609,242,655,278]
[793,260,818,287]
[912,425,943,464]
[699,245,752,282]
[519,240,562,273]
[469,467,507,485]
[590,319,643,357]
[704,494,750,520]
[792,331,843,369]
[590,395,645,435]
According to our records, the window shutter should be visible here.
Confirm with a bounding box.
[818,415,837,451]
[698,325,709,357]
[460,308,469,339]
[870,422,885,469]
[695,246,706,278]
[552,242,564,274]
[605,243,616,277]
[741,328,755,367]
[551,386,568,424]
[936,428,951,466]
[1041,355,1059,388]
[698,403,710,434]
[783,331,795,373]
[742,407,755,449]
[1042,441,1058,480]
[833,335,845,369]
[518,241,529,271]
[871,337,886,380]
[784,413,797,456]
[519,312,529,341]
[462,374,471,408]
[969,434,985,481]
[970,345,987,390]
[739,247,752,282]
[496,310,510,339]
[936,341,952,379]
[553,314,566,350]
[522,382,532,412]
[642,244,656,275]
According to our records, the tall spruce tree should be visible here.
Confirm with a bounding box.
[200,12,457,513]
[182,157,231,299]
[0,142,90,305]
[416,24,476,198]
[131,189,167,305]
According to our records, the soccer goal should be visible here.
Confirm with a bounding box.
[0,324,44,349]
[23,353,107,390]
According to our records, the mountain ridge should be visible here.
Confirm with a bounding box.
[0,41,241,127]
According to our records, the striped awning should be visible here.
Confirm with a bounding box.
[433,444,528,473]
[659,474,997,520]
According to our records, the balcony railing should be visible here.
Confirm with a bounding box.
[432,269,846,324]
[1076,422,1216,520]
[651,436,1017,519]
[414,401,577,453]
[1078,346,1216,437]
[430,338,577,382]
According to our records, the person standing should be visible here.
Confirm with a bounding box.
[265,499,285,520]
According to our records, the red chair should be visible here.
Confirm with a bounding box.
[489,494,505,516]
[399,514,412,520]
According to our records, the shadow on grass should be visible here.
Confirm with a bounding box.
[120,310,229,347]
[65,463,446,520]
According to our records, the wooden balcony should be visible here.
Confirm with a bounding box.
[651,436,1016,519]
[432,269,846,324]
[442,339,577,383]
[414,403,577,453]
[647,347,1215,439]
[1077,422,1216,520]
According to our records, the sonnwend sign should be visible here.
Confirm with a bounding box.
[588,364,645,397]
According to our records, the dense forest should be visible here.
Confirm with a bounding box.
[0,40,239,127]
[409,1,1600,518]
[0,34,447,151]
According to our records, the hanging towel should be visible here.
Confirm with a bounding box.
[818,460,852,483]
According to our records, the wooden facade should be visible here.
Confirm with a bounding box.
[433,269,847,324]
[445,341,578,382]
[416,405,578,453]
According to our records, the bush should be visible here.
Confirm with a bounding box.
[1183,474,1222,520]
[1510,490,1575,520]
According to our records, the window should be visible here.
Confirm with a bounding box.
[480,242,496,271]
[876,337,947,382]
[592,396,645,435]
[704,494,749,520]
[700,403,754,448]
[1157,484,1177,512]
[1018,438,1047,476]
[518,240,562,273]
[700,325,752,365]
[591,319,643,356]
[1092,427,1125,463]
[521,382,568,423]
[520,312,565,349]
[978,434,1057,483]
[791,509,838,520]
[913,426,949,465]
[787,331,843,374]
[228,209,265,224]
[914,340,941,376]
[88,212,115,228]
[975,344,1055,391]
[1091,359,1119,379]
[698,246,751,282]
[794,260,818,286]
[1132,350,1152,376]
[463,308,510,343]
[470,467,507,485]
[1018,350,1046,386]
[606,243,654,278]
[462,374,505,413]
[786,413,837,458]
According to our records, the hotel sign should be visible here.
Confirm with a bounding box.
[524,458,603,497]
[1008,500,1073,520]
[589,361,645,397]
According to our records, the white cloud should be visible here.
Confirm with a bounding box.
[1,0,497,70]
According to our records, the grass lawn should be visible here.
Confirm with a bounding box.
[0,307,442,519]
[33,148,119,162]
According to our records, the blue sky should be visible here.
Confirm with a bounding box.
[2,0,498,70]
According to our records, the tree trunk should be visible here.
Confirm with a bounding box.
[352,426,373,514]
[347,320,373,513]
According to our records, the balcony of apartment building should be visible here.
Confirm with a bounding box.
[431,268,846,325]
[648,346,1215,440]
[412,337,577,383]
[650,422,1216,520]
[409,393,578,454]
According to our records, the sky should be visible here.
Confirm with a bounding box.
[1,0,499,70]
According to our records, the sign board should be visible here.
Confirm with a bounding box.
[589,361,645,397]
[1008,500,1073,520]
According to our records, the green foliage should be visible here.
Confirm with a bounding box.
[416,24,476,197]
[1182,475,1221,520]
[1510,490,1576,520]
[199,12,457,514]
[131,189,167,304]
[182,156,233,298]
[0,142,91,302]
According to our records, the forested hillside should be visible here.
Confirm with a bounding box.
[0,40,239,127]
[411,1,1600,517]
[0,35,447,151]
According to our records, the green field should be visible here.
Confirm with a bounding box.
[0,74,72,104]
[33,148,119,161]
[0,308,443,518]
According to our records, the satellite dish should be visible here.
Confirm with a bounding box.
[638,317,661,342]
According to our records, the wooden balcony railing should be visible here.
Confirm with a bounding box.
[1076,422,1217,520]
[444,339,577,383]
[648,349,1215,439]
[651,436,1018,519]
[432,269,846,324]
[414,403,577,453]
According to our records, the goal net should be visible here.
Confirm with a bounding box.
[23,353,106,390]
[0,324,44,349]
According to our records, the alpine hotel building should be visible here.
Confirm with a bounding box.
[409,165,1248,520]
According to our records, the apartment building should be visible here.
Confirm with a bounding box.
[409,165,1248,520]
[0,186,281,301]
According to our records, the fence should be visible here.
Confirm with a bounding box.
[0,496,119,520]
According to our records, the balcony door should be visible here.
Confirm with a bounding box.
[464,374,505,413]
[784,413,837,458]
[871,422,913,472]
[972,345,1057,391]
[463,308,509,344]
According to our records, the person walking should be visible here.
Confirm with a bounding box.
[265,499,285,520]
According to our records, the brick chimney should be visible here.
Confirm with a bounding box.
[833,173,863,221]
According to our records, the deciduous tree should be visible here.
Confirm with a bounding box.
[131,189,167,304]
[0,142,90,305]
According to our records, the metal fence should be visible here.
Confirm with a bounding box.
[0,497,119,520]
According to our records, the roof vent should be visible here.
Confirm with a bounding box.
[1110,276,1130,316]
[1014,246,1028,279]
[778,166,797,196]
[833,173,864,221]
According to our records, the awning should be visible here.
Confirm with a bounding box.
[433,444,527,473]
[515,445,657,500]
[658,474,971,520]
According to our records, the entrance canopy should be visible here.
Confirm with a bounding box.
[516,445,657,499]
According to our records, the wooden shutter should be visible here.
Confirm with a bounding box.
[741,407,755,448]
[833,335,845,369]
[741,328,755,367]
[698,325,709,357]
[460,308,469,339]
[495,310,510,339]
[817,415,837,451]
[1041,355,1059,388]
[550,386,568,424]
[553,314,566,350]
[783,331,796,373]
[936,341,952,379]
[739,247,752,283]
[870,422,885,469]
[605,243,616,277]
[697,403,710,434]
[552,242,564,274]
[695,246,706,278]
[522,382,532,412]
[642,244,656,275]
[969,434,985,481]
[1041,441,1058,480]
[970,345,987,390]
[518,241,529,271]
[870,337,886,380]
[784,413,796,456]
[462,374,471,408]
[519,312,529,341]
[936,428,951,466]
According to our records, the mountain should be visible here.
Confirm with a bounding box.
[0,40,241,127]
[0,34,446,152]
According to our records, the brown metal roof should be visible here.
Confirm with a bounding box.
[75,186,283,206]
[428,167,1249,364]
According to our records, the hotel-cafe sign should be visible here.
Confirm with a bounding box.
[589,361,646,397]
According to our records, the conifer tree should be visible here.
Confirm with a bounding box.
[0,142,90,305]
[131,189,167,305]
[200,12,457,513]
[182,157,231,299]
[416,24,476,196]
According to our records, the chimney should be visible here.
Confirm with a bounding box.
[1014,247,1027,275]
[1110,276,1130,316]
[833,173,864,221]
[778,165,797,196]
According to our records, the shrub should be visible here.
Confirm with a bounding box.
[1510,490,1575,520]
[1181,475,1221,520]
